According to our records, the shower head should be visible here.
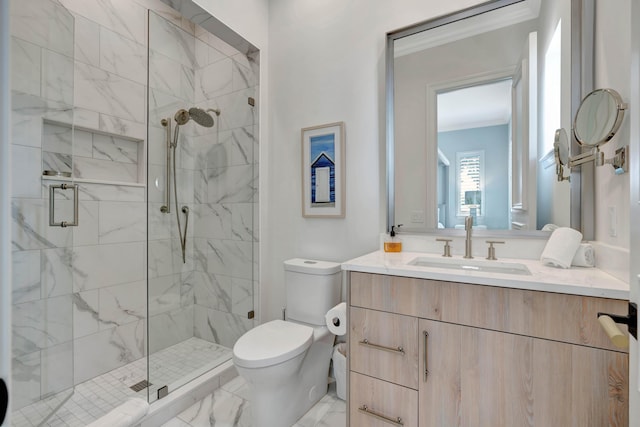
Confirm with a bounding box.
[188,107,214,127]
[173,107,215,128]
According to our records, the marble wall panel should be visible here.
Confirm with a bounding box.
[98,113,147,140]
[12,250,42,304]
[10,0,74,57]
[11,37,41,97]
[99,27,147,85]
[148,204,174,241]
[72,129,94,158]
[195,58,233,103]
[213,88,257,132]
[193,306,252,349]
[148,307,194,354]
[12,295,72,358]
[41,247,73,298]
[194,203,231,240]
[231,277,253,318]
[11,145,42,198]
[73,156,138,183]
[41,49,74,105]
[92,134,139,164]
[73,242,145,292]
[78,182,145,203]
[12,199,72,251]
[148,274,182,316]
[11,351,41,410]
[149,87,186,126]
[73,14,100,68]
[41,341,74,397]
[149,49,185,99]
[99,201,146,244]
[74,62,145,124]
[192,271,231,312]
[99,281,147,330]
[72,290,100,339]
[205,239,253,281]
[73,201,100,246]
[59,0,147,45]
[73,320,145,384]
[149,11,196,68]
[207,164,257,204]
[230,203,256,242]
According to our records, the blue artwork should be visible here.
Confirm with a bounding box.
[310,133,336,206]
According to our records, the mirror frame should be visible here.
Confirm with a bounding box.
[386,0,595,239]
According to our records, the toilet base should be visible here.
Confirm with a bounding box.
[236,327,335,427]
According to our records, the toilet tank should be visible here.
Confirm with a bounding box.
[284,258,342,325]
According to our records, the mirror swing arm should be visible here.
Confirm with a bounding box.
[554,88,629,182]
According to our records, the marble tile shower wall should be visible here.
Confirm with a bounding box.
[10,0,259,412]
[146,10,259,352]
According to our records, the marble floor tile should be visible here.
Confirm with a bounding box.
[164,378,346,427]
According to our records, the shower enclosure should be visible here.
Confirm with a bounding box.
[146,9,258,402]
[9,0,259,424]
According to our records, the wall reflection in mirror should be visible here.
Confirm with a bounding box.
[390,0,583,233]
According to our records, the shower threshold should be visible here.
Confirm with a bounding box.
[11,337,232,427]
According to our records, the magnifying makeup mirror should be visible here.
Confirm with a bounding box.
[573,88,627,147]
[554,88,628,181]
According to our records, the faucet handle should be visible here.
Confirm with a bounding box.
[436,238,453,257]
[485,240,505,260]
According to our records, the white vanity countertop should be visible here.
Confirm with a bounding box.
[342,250,630,300]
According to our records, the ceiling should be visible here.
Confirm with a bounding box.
[437,79,512,133]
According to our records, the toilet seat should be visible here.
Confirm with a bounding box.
[233,320,313,369]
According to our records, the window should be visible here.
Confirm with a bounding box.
[456,150,484,216]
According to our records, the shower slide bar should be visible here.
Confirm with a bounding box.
[49,183,79,227]
[160,117,171,214]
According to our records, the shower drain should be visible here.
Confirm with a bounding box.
[129,380,152,392]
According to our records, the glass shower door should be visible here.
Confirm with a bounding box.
[147,10,258,402]
[10,0,76,424]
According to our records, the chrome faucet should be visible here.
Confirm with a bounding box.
[464,215,473,259]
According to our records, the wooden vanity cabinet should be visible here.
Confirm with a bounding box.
[348,272,629,427]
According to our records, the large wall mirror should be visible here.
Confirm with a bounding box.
[387,0,594,238]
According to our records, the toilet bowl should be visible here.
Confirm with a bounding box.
[232,258,342,427]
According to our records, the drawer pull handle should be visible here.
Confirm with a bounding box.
[358,405,404,426]
[359,339,405,355]
[423,330,429,382]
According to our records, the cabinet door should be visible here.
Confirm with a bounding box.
[418,319,462,426]
[419,319,532,426]
[419,319,629,427]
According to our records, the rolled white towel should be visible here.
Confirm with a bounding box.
[87,397,149,427]
[572,243,595,267]
[540,227,583,269]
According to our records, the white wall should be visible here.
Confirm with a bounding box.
[265,0,484,321]
[594,0,630,249]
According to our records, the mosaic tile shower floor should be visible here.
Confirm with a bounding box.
[12,337,231,427]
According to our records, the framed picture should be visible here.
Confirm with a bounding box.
[301,122,345,218]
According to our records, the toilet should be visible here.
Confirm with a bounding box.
[232,258,342,427]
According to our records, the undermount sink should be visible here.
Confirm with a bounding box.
[408,257,532,276]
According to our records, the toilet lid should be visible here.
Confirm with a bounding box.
[233,320,313,369]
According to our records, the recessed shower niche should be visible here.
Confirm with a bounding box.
[42,120,145,185]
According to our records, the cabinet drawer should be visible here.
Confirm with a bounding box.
[350,271,628,352]
[349,371,418,427]
[350,307,419,389]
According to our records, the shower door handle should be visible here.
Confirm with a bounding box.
[49,183,79,227]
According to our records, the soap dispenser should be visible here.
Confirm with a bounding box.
[384,224,403,252]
